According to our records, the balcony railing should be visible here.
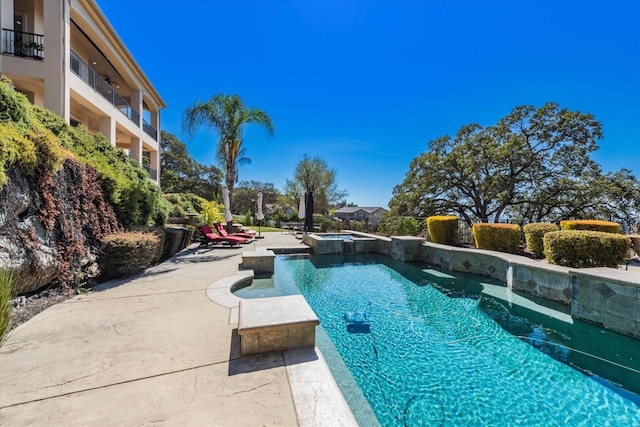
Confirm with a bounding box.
[2,28,44,59]
[143,119,157,140]
[70,50,139,126]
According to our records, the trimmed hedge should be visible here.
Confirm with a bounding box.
[427,215,459,244]
[560,220,620,234]
[523,223,559,258]
[98,231,161,281]
[472,223,521,254]
[543,230,630,268]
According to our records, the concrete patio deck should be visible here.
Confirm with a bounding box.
[0,232,355,426]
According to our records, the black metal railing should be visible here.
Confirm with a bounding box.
[70,50,139,126]
[142,119,157,139]
[2,28,44,59]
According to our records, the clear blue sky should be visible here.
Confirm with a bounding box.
[97,0,639,208]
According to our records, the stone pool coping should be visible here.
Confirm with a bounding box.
[206,266,358,426]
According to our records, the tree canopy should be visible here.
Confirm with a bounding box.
[390,103,639,228]
[231,180,281,216]
[160,131,223,200]
[284,154,348,214]
[182,93,274,208]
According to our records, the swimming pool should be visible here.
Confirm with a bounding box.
[235,254,640,426]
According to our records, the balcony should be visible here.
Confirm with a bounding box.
[70,50,139,126]
[2,29,44,60]
[143,118,157,140]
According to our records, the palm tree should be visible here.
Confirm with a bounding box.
[182,93,274,208]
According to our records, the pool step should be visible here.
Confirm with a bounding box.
[238,295,320,356]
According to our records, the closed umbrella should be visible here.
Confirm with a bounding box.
[256,192,264,239]
[223,188,233,232]
[304,191,314,233]
[298,193,306,233]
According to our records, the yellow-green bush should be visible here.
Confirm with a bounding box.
[543,230,630,268]
[560,220,620,234]
[98,231,161,281]
[523,223,559,258]
[201,199,225,225]
[472,223,521,254]
[427,215,459,244]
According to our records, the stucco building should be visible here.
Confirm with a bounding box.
[0,0,165,183]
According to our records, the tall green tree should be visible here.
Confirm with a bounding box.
[284,154,348,214]
[182,93,274,208]
[160,131,223,200]
[232,180,281,217]
[388,103,638,225]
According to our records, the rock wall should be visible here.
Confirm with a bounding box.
[0,160,120,294]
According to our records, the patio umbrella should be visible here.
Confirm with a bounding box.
[298,193,306,233]
[256,192,264,238]
[223,187,233,232]
[304,191,314,233]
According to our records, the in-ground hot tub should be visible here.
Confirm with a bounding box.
[302,232,379,254]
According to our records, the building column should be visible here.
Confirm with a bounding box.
[43,0,70,120]
[151,110,160,142]
[130,137,141,163]
[149,149,160,184]
[130,89,143,128]
[99,116,115,146]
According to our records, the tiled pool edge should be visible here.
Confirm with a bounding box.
[422,242,640,339]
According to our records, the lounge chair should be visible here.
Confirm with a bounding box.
[214,222,255,240]
[200,225,248,245]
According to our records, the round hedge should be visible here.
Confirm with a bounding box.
[427,215,459,244]
[472,223,521,254]
[523,223,559,258]
[543,230,630,268]
[560,219,620,234]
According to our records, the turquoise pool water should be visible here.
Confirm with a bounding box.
[235,254,640,426]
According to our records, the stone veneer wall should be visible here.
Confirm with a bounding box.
[422,242,639,339]
[571,273,639,339]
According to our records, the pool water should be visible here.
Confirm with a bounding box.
[236,254,640,426]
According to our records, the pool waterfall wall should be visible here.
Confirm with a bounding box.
[302,232,639,339]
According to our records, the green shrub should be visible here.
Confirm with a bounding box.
[32,106,165,227]
[543,230,630,268]
[523,223,559,258]
[0,269,17,347]
[378,214,419,236]
[201,199,225,225]
[560,219,620,234]
[472,223,521,254]
[0,76,29,124]
[0,122,37,187]
[427,215,459,244]
[98,231,161,281]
